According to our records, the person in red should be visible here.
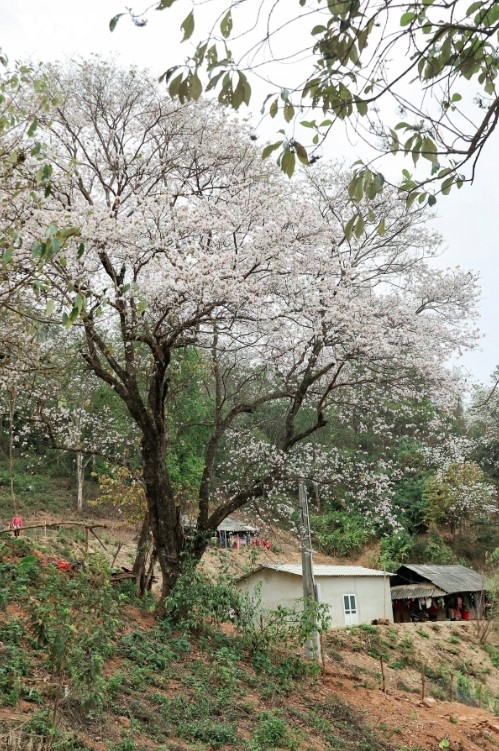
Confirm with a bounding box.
[11,514,22,537]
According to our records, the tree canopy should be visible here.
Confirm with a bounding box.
[112,0,499,206]
[1,58,482,609]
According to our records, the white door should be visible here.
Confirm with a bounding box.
[343,594,358,626]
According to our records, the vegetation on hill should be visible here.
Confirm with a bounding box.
[3,534,499,751]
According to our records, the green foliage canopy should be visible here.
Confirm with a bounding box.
[113,0,499,210]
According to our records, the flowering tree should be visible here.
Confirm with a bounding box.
[13,59,479,611]
[423,460,496,536]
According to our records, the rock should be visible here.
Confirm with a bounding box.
[422,697,437,707]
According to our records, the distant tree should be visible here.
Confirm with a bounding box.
[423,460,496,536]
[13,60,479,613]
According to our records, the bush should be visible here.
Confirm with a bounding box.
[179,718,238,748]
[311,511,374,557]
[248,712,297,751]
[163,559,241,633]
[378,530,413,571]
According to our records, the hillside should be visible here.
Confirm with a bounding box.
[2,532,499,751]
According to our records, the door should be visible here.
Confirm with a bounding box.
[343,594,358,626]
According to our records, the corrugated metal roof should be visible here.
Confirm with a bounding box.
[271,564,392,577]
[237,564,392,582]
[181,514,258,533]
[399,564,485,594]
[216,517,258,533]
[390,583,447,600]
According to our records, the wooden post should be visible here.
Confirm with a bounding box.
[380,655,386,693]
[421,662,426,701]
[449,674,454,702]
[299,480,321,662]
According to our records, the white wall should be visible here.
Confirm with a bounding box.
[236,570,393,627]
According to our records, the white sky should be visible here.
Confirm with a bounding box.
[2,0,498,385]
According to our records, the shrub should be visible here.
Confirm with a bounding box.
[247,712,297,751]
[311,511,374,557]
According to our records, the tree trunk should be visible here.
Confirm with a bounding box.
[132,403,215,613]
[141,434,195,616]
[132,511,152,596]
[76,452,84,513]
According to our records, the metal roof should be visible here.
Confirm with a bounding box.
[237,564,393,582]
[397,564,485,594]
[216,517,258,533]
[181,514,258,534]
[390,583,447,600]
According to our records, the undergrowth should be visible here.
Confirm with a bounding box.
[0,538,413,751]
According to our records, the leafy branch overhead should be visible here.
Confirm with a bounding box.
[112,0,499,201]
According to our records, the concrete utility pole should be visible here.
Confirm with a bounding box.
[298,480,321,661]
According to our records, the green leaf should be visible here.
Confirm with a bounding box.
[168,73,184,98]
[109,13,124,31]
[377,218,386,236]
[427,194,437,207]
[406,191,420,209]
[400,11,416,25]
[157,0,179,8]
[348,175,364,203]
[189,73,203,100]
[220,10,233,38]
[440,176,454,195]
[466,0,482,14]
[77,242,85,259]
[280,148,296,178]
[284,101,295,123]
[356,99,368,116]
[261,141,283,159]
[421,136,437,162]
[57,226,80,241]
[74,293,85,311]
[235,71,251,107]
[160,65,180,84]
[354,214,365,238]
[344,215,356,241]
[45,299,55,316]
[181,11,195,41]
[27,118,39,137]
[294,141,309,165]
[269,98,278,118]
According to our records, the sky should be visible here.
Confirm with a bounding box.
[2,0,498,385]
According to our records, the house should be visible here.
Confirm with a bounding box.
[215,516,259,548]
[235,564,393,627]
[182,514,259,548]
[390,564,486,622]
